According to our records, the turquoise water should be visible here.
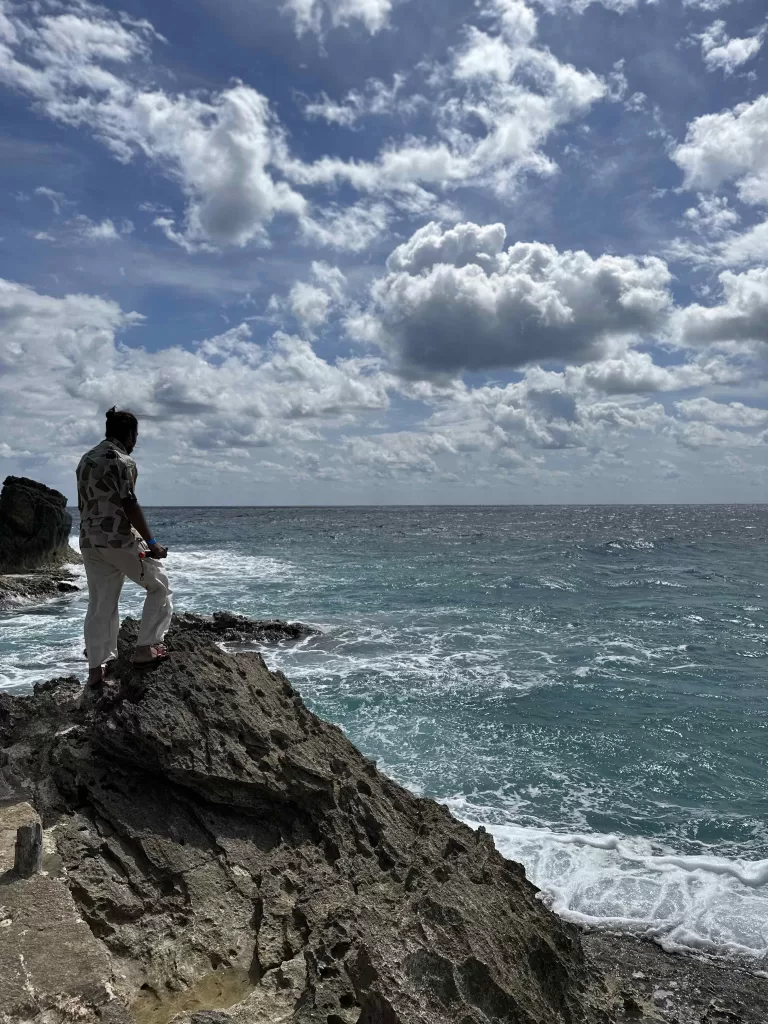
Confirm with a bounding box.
[2,505,767,955]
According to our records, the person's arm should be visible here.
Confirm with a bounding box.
[122,497,167,558]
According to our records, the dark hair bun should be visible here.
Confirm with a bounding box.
[105,406,138,441]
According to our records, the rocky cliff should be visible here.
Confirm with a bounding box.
[0,475,81,608]
[0,476,78,572]
[0,613,617,1024]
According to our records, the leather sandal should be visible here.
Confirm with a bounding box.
[132,643,170,667]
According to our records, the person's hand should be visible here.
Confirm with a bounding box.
[148,542,168,559]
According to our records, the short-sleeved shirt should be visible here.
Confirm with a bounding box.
[76,438,142,550]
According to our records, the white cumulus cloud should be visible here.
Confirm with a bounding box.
[353,221,673,376]
[0,1,306,250]
[697,20,765,75]
[683,0,734,9]
[675,267,768,348]
[0,0,610,250]
[0,277,392,476]
[302,75,413,126]
[280,0,606,208]
[673,95,768,206]
[675,397,768,427]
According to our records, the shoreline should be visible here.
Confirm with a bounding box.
[2,598,767,977]
[584,932,768,1022]
[0,537,83,612]
[0,613,766,1022]
[0,567,82,611]
[0,615,614,1023]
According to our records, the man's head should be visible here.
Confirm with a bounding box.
[105,406,138,454]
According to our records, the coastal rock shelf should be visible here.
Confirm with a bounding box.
[0,569,81,609]
[0,613,614,1024]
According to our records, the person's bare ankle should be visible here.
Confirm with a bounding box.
[87,667,104,686]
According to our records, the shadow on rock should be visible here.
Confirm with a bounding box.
[0,613,616,1024]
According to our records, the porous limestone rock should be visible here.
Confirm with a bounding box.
[0,615,616,1024]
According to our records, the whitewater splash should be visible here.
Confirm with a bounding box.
[456,816,768,957]
[4,508,767,963]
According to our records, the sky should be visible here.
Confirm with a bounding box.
[0,0,767,505]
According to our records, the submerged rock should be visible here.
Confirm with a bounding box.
[166,611,319,646]
[0,614,615,1024]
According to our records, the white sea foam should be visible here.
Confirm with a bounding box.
[65,539,301,596]
[456,817,768,956]
[537,577,577,591]
[606,539,656,550]
[8,520,767,961]
[266,619,560,697]
[170,548,305,586]
[0,543,305,689]
[153,547,308,618]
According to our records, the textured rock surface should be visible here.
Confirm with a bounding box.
[0,475,81,609]
[0,801,129,1024]
[0,615,617,1024]
[0,569,81,611]
[0,872,127,1024]
[170,611,319,647]
[0,476,79,573]
[583,934,768,1024]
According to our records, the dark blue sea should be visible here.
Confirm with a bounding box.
[2,505,767,955]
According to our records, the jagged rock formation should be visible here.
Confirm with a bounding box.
[0,614,617,1024]
[0,476,81,609]
[172,610,319,647]
[0,476,78,572]
[0,569,80,610]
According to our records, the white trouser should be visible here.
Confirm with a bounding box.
[82,547,173,668]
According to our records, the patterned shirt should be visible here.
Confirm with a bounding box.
[76,438,142,549]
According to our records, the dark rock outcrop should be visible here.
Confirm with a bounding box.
[171,610,320,647]
[0,476,81,609]
[0,569,80,610]
[0,615,617,1024]
[0,476,78,572]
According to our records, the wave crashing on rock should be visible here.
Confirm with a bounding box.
[0,613,613,1024]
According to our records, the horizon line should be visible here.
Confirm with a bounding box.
[65,501,768,509]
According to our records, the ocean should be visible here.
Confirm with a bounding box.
[1,505,767,958]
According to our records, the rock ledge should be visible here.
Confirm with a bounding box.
[0,613,616,1024]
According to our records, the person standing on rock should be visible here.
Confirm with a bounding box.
[76,407,172,685]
